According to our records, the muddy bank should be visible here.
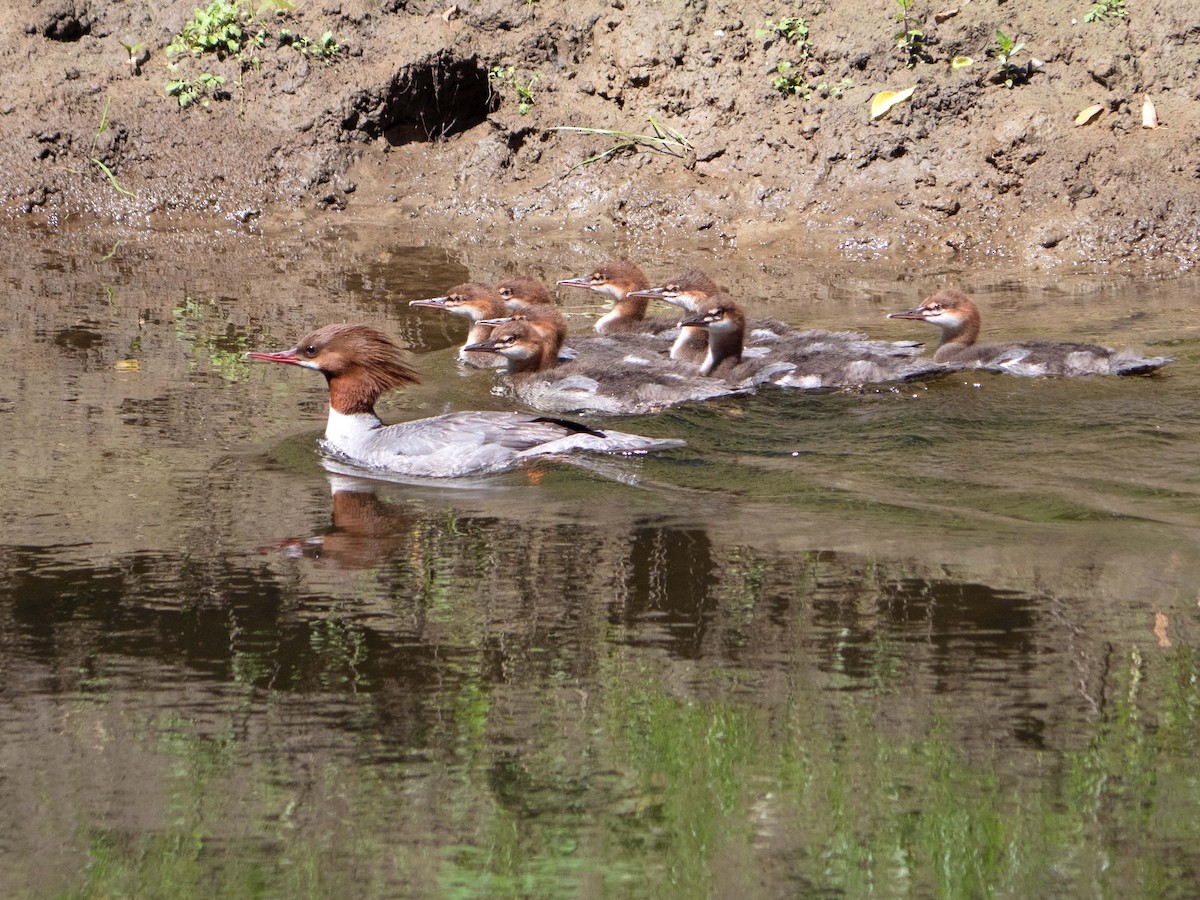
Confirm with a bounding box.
[2,0,1198,267]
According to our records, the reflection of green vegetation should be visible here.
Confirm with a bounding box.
[309,616,371,689]
[604,660,759,896]
[55,643,1200,898]
[172,295,253,380]
[40,525,1200,900]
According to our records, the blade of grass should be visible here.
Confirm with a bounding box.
[91,158,136,198]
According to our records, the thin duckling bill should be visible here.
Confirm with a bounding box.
[409,283,509,368]
[557,260,677,335]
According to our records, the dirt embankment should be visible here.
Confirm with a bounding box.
[3,0,1198,266]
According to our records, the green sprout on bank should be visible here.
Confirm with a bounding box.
[488,65,542,114]
[164,0,341,107]
[759,14,814,97]
[815,76,854,99]
[759,16,811,52]
[119,39,146,73]
[773,61,805,95]
[90,97,135,197]
[166,0,253,59]
[894,0,928,68]
[1084,0,1127,22]
[991,29,1027,88]
[166,72,228,108]
[551,116,692,171]
[278,28,341,60]
[773,63,852,100]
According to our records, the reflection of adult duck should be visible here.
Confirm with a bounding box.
[889,289,1174,376]
[245,323,683,477]
[260,476,418,571]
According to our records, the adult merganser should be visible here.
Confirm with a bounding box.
[464,318,751,414]
[681,295,951,387]
[888,289,1174,376]
[246,323,683,477]
[408,283,509,367]
[557,260,676,335]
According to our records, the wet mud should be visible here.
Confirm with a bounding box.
[2,0,1198,266]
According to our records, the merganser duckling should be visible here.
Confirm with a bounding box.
[888,289,1174,376]
[627,270,720,362]
[626,271,798,361]
[494,275,555,309]
[682,296,951,387]
[409,283,509,367]
[481,304,571,364]
[631,271,925,369]
[246,323,683,477]
[558,260,676,335]
[465,318,752,414]
[487,275,571,362]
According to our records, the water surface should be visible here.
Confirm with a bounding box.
[1,220,1199,897]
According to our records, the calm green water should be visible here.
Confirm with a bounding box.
[2,221,1199,898]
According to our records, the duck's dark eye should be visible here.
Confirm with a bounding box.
[926,304,941,312]
[304,344,318,355]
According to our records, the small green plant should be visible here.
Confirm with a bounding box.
[551,116,692,171]
[761,16,811,52]
[163,2,341,106]
[314,31,340,60]
[166,73,228,108]
[817,77,855,99]
[894,0,929,68]
[90,98,135,198]
[119,39,146,73]
[773,64,853,100]
[276,29,339,59]
[772,60,806,96]
[166,0,252,60]
[759,15,814,96]
[1084,0,1127,22]
[489,65,542,114]
[991,30,1027,88]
